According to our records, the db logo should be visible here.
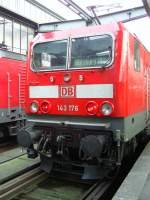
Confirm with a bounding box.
[59,86,76,98]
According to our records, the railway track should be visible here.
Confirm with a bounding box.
[0,165,114,200]
[0,147,25,165]
[0,144,114,199]
[1,135,148,200]
[1,142,146,200]
[81,179,112,200]
[0,146,40,186]
[0,167,47,200]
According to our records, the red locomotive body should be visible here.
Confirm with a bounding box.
[18,22,150,179]
[0,50,26,138]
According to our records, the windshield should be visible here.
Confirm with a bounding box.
[31,39,67,71]
[31,34,113,71]
[70,35,113,69]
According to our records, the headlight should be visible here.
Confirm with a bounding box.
[40,101,51,113]
[30,101,39,113]
[101,102,113,116]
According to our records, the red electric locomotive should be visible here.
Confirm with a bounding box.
[0,49,26,139]
[18,22,150,179]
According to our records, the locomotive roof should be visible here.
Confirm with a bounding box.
[32,22,120,44]
[31,22,149,53]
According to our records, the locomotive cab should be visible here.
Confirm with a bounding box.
[18,22,150,179]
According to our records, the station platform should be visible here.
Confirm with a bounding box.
[113,141,150,200]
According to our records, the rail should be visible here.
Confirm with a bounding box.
[0,167,47,200]
[81,179,112,200]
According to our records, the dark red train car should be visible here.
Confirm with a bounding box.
[18,22,150,179]
[0,49,26,138]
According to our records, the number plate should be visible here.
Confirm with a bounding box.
[57,104,79,112]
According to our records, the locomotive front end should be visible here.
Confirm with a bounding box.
[18,24,125,179]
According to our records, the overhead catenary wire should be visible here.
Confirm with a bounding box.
[57,0,93,24]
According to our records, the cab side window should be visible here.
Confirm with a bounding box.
[134,40,140,72]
